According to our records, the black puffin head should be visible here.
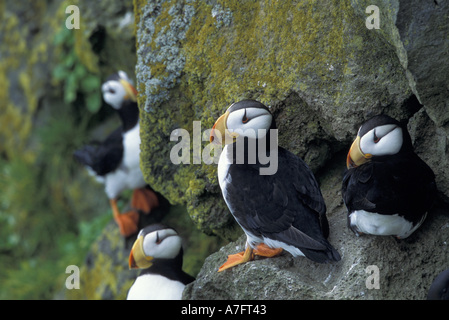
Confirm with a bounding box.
[210,99,275,145]
[347,115,413,169]
[128,224,182,270]
[101,70,137,110]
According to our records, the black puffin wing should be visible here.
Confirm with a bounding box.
[224,149,327,250]
[277,149,327,216]
[368,156,436,215]
[342,163,376,211]
[270,220,327,250]
[74,128,124,176]
[343,156,436,215]
[279,148,330,237]
[226,165,292,233]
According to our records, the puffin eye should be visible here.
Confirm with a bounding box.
[155,232,161,244]
[242,109,249,123]
[373,130,380,143]
[108,88,116,94]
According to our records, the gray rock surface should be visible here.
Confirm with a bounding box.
[184,154,449,299]
[131,0,449,299]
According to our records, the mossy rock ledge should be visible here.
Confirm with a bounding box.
[133,0,449,299]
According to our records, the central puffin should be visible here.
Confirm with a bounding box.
[210,100,341,272]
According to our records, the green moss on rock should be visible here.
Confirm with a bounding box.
[135,0,414,239]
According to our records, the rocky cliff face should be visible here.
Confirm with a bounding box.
[0,0,140,299]
[134,0,449,299]
[183,153,449,299]
[6,0,445,300]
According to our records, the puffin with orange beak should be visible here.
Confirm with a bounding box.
[210,99,340,272]
[74,71,160,237]
[127,224,195,300]
[342,115,436,238]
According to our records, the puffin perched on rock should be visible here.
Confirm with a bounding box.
[127,224,195,300]
[210,99,341,272]
[74,71,159,237]
[342,115,436,239]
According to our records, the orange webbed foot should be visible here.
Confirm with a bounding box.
[218,246,254,272]
[114,210,139,237]
[217,243,283,272]
[110,199,139,237]
[253,243,283,257]
[131,187,159,214]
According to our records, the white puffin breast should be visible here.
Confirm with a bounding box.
[217,144,233,191]
[349,210,425,239]
[127,274,185,300]
[122,123,142,169]
[103,123,146,199]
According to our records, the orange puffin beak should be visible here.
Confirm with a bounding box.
[120,79,138,102]
[210,111,240,145]
[129,235,153,269]
[347,136,372,169]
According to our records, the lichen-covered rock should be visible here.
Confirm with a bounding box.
[65,220,138,300]
[0,0,140,300]
[134,0,449,300]
[134,0,426,239]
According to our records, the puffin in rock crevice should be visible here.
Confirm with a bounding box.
[342,114,436,239]
[127,224,195,300]
[74,71,159,237]
[210,99,341,272]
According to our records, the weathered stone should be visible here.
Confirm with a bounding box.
[184,153,449,300]
[76,0,137,76]
[132,0,449,300]
[134,0,422,239]
[396,0,449,131]
[408,109,449,198]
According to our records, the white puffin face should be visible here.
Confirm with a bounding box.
[226,107,273,139]
[359,124,403,157]
[101,71,136,109]
[101,80,127,109]
[141,228,182,260]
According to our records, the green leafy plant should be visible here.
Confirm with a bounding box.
[0,102,111,299]
[52,27,102,113]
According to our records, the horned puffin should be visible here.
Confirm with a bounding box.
[342,114,436,239]
[127,224,195,300]
[210,99,341,272]
[427,268,449,300]
[74,71,159,237]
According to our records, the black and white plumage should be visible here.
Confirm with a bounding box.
[127,224,195,300]
[74,71,144,198]
[74,71,158,237]
[210,100,340,271]
[427,268,449,300]
[342,115,437,239]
